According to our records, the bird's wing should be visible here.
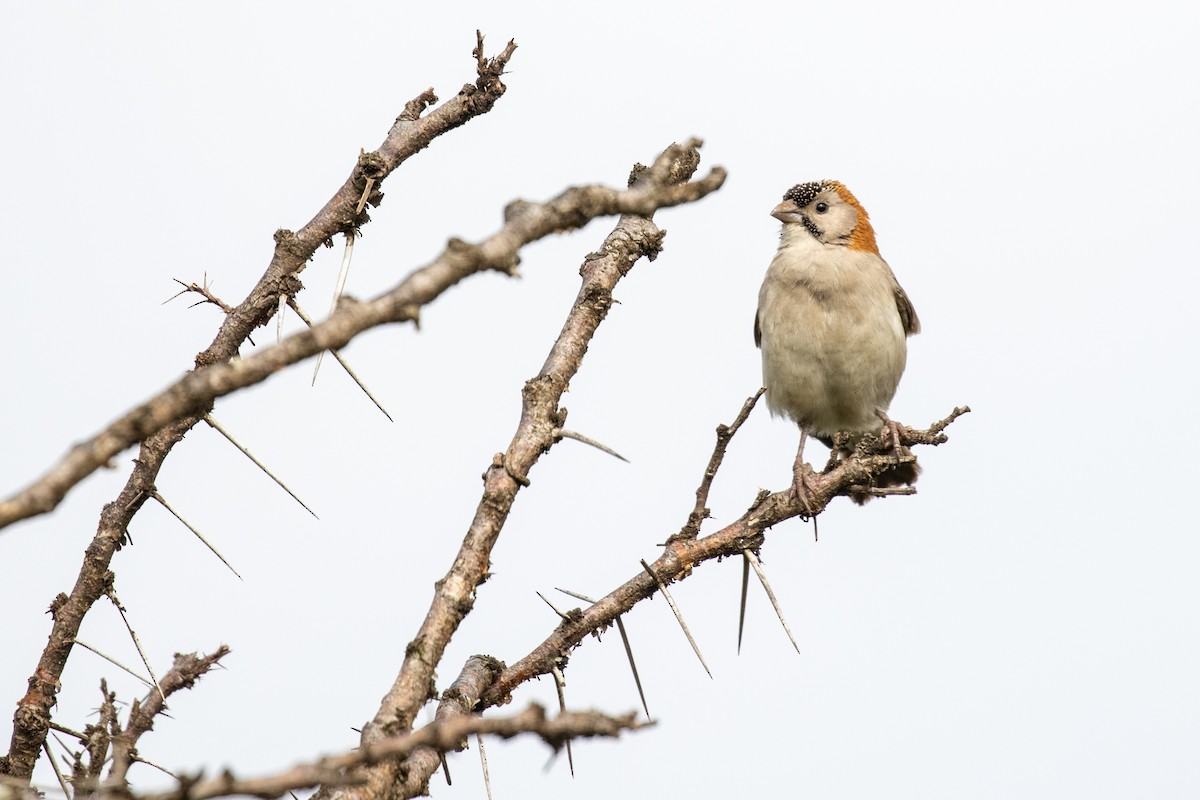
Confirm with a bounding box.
[894,283,920,335]
[882,259,920,335]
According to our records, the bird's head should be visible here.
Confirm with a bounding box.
[772,180,878,254]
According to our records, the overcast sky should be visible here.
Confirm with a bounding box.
[3,2,1199,798]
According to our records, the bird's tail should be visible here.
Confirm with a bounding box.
[849,458,920,505]
[818,433,920,505]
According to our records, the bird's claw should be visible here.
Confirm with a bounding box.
[874,408,907,460]
[789,461,818,518]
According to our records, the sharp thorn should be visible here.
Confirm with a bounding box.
[477,733,493,800]
[640,559,712,679]
[615,616,650,719]
[71,639,154,687]
[313,232,357,385]
[204,414,319,518]
[738,553,750,654]
[743,549,801,654]
[550,664,574,777]
[536,591,571,622]
[277,294,287,344]
[106,588,166,702]
[554,429,629,462]
[290,298,392,421]
[151,491,243,580]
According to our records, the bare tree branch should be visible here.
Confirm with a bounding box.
[91,704,645,800]
[0,156,726,536]
[0,27,969,800]
[480,406,969,709]
[0,133,729,537]
[107,648,230,788]
[0,34,517,783]
[392,655,503,797]
[0,33,518,535]
[308,141,719,800]
[676,389,764,541]
[1,151,722,536]
[85,681,119,782]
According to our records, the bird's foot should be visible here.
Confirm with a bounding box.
[874,407,907,460]
[789,460,819,518]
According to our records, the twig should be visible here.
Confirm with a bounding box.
[107,647,230,788]
[203,414,318,518]
[676,389,764,541]
[48,722,88,743]
[87,681,118,780]
[166,276,234,314]
[928,405,971,436]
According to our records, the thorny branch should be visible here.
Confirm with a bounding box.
[675,388,765,541]
[20,649,227,799]
[0,32,517,534]
[0,30,970,800]
[107,648,230,788]
[99,705,644,800]
[480,405,970,709]
[0,157,721,532]
[315,140,721,800]
[168,277,234,315]
[1,33,518,783]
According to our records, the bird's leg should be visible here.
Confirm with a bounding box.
[874,407,906,459]
[825,432,850,471]
[790,429,818,517]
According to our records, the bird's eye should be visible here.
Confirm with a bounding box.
[814,202,829,214]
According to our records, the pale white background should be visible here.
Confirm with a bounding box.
[3,2,1198,798]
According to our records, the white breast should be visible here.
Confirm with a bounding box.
[757,235,907,437]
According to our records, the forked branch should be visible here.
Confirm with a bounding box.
[326,140,722,800]
[1,33,518,784]
[480,404,969,708]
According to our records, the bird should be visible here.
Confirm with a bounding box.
[754,180,920,509]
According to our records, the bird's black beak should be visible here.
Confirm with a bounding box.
[771,199,805,224]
